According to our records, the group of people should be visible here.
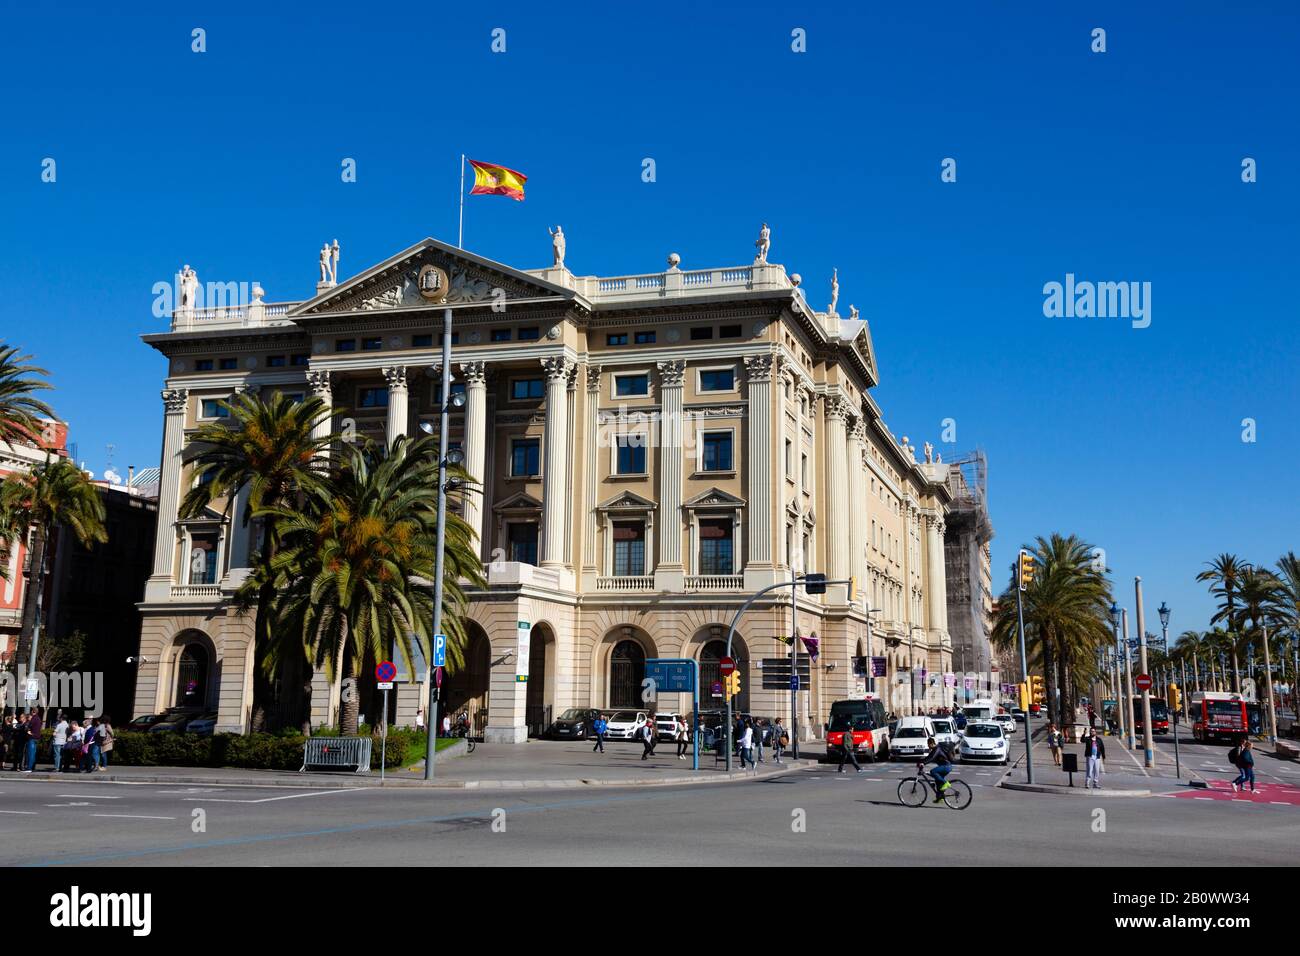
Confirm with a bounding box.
[0,710,114,773]
[735,715,787,769]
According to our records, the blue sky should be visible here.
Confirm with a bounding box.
[1,1,1296,636]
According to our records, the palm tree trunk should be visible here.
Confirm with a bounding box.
[1041,632,1059,726]
[13,525,47,677]
[1230,644,1241,694]
[249,521,279,733]
[339,648,360,737]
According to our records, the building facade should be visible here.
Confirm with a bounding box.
[135,234,953,739]
[942,451,997,692]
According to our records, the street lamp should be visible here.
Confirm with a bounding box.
[420,309,468,781]
[1109,602,1125,741]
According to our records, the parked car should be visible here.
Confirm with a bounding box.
[930,717,961,750]
[1011,708,1026,723]
[959,720,1010,764]
[549,708,601,740]
[128,714,164,730]
[889,715,936,760]
[147,709,201,733]
[655,712,683,741]
[184,712,220,736]
[992,713,1017,739]
[604,710,649,740]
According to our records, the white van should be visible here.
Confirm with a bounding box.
[964,698,996,721]
[889,715,936,760]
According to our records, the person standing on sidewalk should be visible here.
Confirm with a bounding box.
[674,714,689,759]
[772,717,787,764]
[96,716,114,770]
[591,713,608,753]
[10,714,28,770]
[1047,723,1063,766]
[51,711,68,773]
[22,709,43,773]
[753,718,765,764]
[1082,727,1105,789]
[1231,738,1258,794]
[640,717,655,760]
[739,720,756,769]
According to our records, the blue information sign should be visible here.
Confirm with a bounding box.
[433,633,447,669]
[645,660,695,693]
[790,674,800,691]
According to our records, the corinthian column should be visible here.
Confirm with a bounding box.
[744,354,774,586]
[825,397,851,586]
[849,419,869,604]
[656,359,685,591]
[306,370,333,456]
[460,361,489,557]
[540,356,574,568]
[382,366,409,448]
[148,388,189,590]
[927,514,948,638]
[582,364,601,573]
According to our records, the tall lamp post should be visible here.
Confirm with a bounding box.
[1134,578,1155,768]
[420,308,467,782]
[1110,603,1126,742]
[1158,601,1180,777]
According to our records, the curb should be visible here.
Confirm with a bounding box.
[999,780,1151,797]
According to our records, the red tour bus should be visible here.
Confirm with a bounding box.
[825,695,891,762]
[1131,696,1170,734]
[1189,691,1248,743]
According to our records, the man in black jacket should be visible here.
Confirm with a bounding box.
[1082,727,1106,789]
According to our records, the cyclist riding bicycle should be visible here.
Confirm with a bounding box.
[919,735,955,803]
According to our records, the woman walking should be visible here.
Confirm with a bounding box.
[675,714,690,759]
[1047,723,1063,766]
[1231,738,1259,794]
[739,719,756,770]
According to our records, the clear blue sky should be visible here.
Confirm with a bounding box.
[2,1,1296,636]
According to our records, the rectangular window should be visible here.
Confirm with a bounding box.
[785,439,793,477]
[801,452,809,487]
[634,331,656,344]
[291,354,310,366]
[412,334,433,348]
[358,387,389,408]
[518,327,540,341]
[188,533,220,585]
[335,339,356,352]
[511,438,540,477]
[266,355,287,368]
[282,392,305,404]
[361,337,382,351]
[698,368,734,392]
[606,333,628,346]
[701,432,733,472]
[507,523,539,566]
[615,436,646,475]
[199,399,229,419]
[698,518,734,575]
[218,357,237,370]
[690,327,713,341]
[491,329,511,342]
[612,522,646,576]
[511,378,545,400]
[614,373,649,397]
[194,359,214,371]
[719,324,742,338]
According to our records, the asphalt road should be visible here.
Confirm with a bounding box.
[2,738,1297,866]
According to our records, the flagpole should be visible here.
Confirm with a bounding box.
[458,153,466,248]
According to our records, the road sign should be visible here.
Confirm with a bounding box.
[720,656,736,676]
[1135,673,1153,692]
[434,666,443,687]
[377,681,394,691]
[790,674,800,691]
[711,681,723,698]
[376,660,397,683]
[432,633,447,668]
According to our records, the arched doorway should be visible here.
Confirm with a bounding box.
[444,624,491,736]
[174,643,209,710]
[525,623,556,736]
[700,638,749,714]
[609,640,646,708]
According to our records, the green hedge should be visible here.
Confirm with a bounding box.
[104,728,454,771]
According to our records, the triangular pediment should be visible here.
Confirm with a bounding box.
[597,490,657,512]
[493,491,543,512]
[683,486,746,509]
[288,237,575,318]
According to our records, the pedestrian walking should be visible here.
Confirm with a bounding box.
[733,714,745,756]
[675,714,690,759]
[753,718,765,764]
[837,724,865,774]
[1047,723,1063,767]
[82,716,100,772]
[96,716,114,770]
[51,711,68,773]
[591,713,608,753]
[22,709,43,773]
[1230,737,1259,794]
[442,713,451,738]
[1087,705,1097,731]
[640,717,656,760]
[739,720,756,769]
[1082,727,1105,789]
[415,708,425,733]
[772,717,787,764]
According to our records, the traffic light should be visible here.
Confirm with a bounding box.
[1029,674,1045,705]
[848,575,857,604]
[1169,682,1181,712]
[1018,682,1029,710]
[1018,549,1036,591]
[724,671,741,701]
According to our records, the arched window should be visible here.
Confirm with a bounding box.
[701,639,749,714]
[175,644,208,709]
[609,640,646,708]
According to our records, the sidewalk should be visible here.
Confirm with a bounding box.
[3,739,796,791]
[998,714,1203,797]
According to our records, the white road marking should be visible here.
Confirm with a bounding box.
[1271,802,1289,806]
[182,788,365,804]
[56,794,120,799]
[91,814,176,820]
[0,809,38,814]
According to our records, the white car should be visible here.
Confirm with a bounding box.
[992,713,1017,739]
[889,716,936,760]
[930,717,961,750]
[959,720,1010,764]
[655,712,683,741]
[604,710,649,740]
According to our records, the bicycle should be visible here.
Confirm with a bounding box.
[897,764,972,810]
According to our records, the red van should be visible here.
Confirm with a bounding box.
[825,695,890,762]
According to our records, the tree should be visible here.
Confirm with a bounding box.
[1196,554,1248,692]
[1174,630,1206,690]
[257,435,485,736]
[179,390,334,732]
[0,345,54,448]
[992,533,1114,726]
[0,457,107,677]
[1271,552,1300,644]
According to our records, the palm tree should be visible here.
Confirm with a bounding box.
[0,456,107,676]
[992,533,1114,726]
[179,390,334,732]
[1273,552,1300,644]
[1197,554,1248,692]
[1174,630,1205,691]
[0,345,54,447]
[259,435,485,735]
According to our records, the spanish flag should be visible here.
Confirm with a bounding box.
[468,159,527,201]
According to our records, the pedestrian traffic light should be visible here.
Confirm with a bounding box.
[724,671,741,700]
[1018,549,1036,591]
[1030,674,1045,705]
[1018,682,1029,710]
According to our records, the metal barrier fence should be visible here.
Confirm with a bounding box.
[301,736,372,773]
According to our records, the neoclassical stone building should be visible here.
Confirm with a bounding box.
[134,234,953,740]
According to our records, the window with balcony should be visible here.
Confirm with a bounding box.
[507,522,538,565]
[698,518,734,575]
[700,431,733,472]
[612,522,646,576]
[511,438,540,477]
[186,532,220,585]
[615,435,646,475]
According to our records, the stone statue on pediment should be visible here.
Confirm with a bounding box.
[829,268,839,315]
[755,222,771,263]
[319,244,331,283]
[179,265,199,310]
[548,226,566,268]
[330,239,340,284]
